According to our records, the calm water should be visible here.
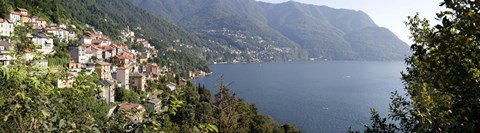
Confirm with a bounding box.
[194,61,406,133]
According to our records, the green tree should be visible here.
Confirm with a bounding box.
[362,0,480,132]
[10,26,36,54]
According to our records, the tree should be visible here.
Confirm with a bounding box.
[362,0,480,132]
[10,26,36,54]
[214,79,239,133]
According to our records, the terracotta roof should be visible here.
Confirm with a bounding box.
[9,10,22,15]
[23,49,32,53]
[100,45,114,51]
[114,53,132,60]
[17,8,28,12]
[118,103,146,113]
[149,63,158,67]
[115,44,128,50]
[97,62,111,66]
[91,45,103,51]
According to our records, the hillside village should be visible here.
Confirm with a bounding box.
[0,8,207,117]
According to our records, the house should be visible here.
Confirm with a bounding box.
[129,72,146,92]
[100,45,115,59]
[119,103,146,113]
[84,62,96,74]
[166,82,177,91]
[34,17,47,28]
[145,63,159,77]
[112,53,133,66]
[139,56,147,64]
[57,73,76,89]
[45,26,67,41]
[145,95,162,112]
[0,40,14,65]
[17,8,28,16]
[31,33,53,55]
[97,79,115,103]
[116,103,146,123]
[179,78,187,86]
[80,36,93,44]
[92,38,110,46]
[0,18,14,38]
[83,43,94,60]
[68,46,88,63]
[96,62,112,80]
[68,61,82,72]
[189,71,196,78]
[91,45,104,60]
[116,66,130,89]
[113,43,128,55]
[23,50,34,61]
[9,10,21,24]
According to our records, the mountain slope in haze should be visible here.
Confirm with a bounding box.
[130,0,410,61]
[131,0,308,62]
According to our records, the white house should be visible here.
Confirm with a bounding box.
[31,33,53,55]
[46,26,67,41]
[166,82,177,91]
[9,10,21,24]
[0,18,14,38]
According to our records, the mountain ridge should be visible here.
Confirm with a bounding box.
[129,0,410,61]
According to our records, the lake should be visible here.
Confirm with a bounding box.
[194,61,406,133]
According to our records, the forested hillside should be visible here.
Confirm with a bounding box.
[130,0,411,61]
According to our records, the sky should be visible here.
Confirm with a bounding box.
[257,0,445,44]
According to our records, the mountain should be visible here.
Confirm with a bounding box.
[129,0,410,61]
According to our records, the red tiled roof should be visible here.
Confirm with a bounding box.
[100,45,114,51]
[0,18,11,23]
[119,103,145,113]
[97,62,111,66]
[17,8,28,12]
[9,10,22,15]
[114,53,133,60]
[91,45,104,51]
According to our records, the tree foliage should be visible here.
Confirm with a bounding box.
[361,0,480,132]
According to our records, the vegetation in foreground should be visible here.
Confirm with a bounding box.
[359,0,480,132]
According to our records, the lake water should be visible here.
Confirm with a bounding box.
[194,61,406,133]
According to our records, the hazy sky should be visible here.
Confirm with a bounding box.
[256,0,445,44]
